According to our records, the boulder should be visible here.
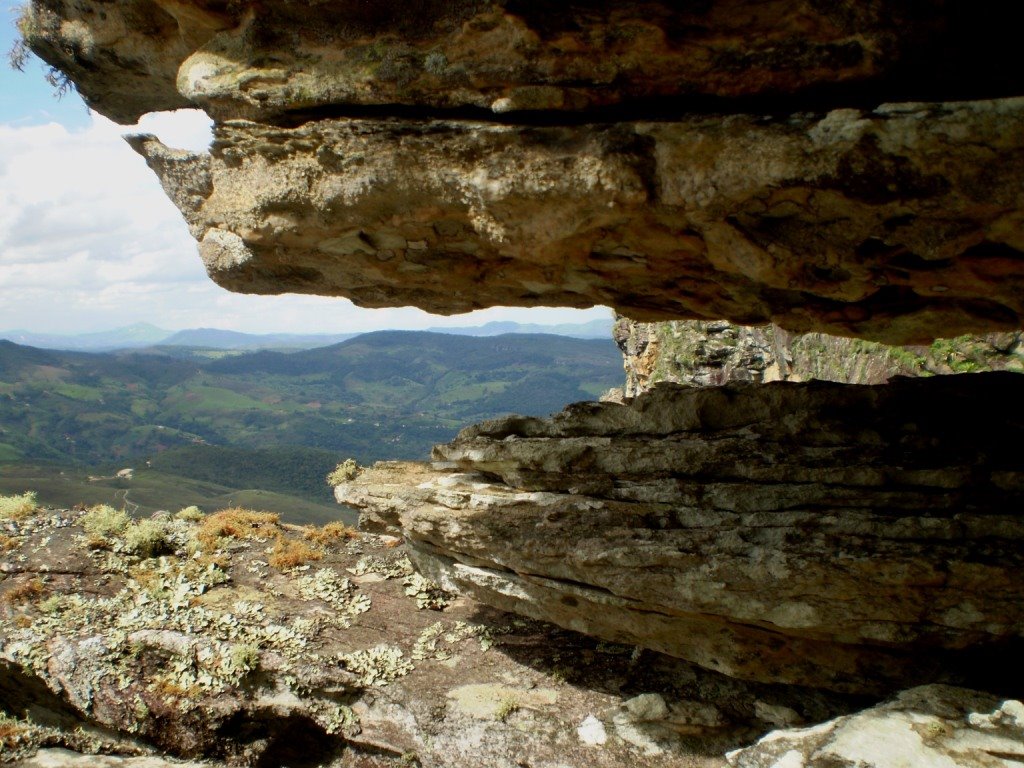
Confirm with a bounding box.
[727,685,1024,768]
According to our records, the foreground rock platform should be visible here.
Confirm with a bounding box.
[2,506,863,767]
[339,372,1024,693]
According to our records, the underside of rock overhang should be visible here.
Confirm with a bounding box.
[18,0,1024,343]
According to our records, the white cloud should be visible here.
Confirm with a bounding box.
[0,110,611,335]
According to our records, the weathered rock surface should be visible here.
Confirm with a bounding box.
[12,750,215,768]
[613,316,1024,395]
[18,1,1024,342]
[339,373,1024,693]
[129,97,1024,342]
[4,507,859,767]
[21,1,1024,125]
[726,684,1024,768]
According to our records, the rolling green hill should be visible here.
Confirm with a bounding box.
[0,332,623,519]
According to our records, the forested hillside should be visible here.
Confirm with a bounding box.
[0,332,622,517]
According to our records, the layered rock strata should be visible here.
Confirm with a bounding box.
[19,0,1024,342]
[338,373,1024,693]
[613,316,1024,394]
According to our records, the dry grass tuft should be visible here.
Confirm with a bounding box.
[268,535,322,570]
[1,578,44,606]
[0,534,19,552]
[195,508,280,551]
[303,521,359,546]
[0,715,28,743]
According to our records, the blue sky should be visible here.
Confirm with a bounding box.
[0,0,90,131]
[0,0,609,335]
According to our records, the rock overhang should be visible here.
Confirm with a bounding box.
[19,0,1024,341]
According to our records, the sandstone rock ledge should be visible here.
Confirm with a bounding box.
[339,372,1024,694]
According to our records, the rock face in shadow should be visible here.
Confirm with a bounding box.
[338,373,1024,693]
[20,1,1024,124]
[18,0,1024,343]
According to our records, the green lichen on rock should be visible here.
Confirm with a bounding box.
[412,620,494,661]
[296,568,371,627]
[403,572,452,611]
[349,553,413,579]
[337,644,413,687]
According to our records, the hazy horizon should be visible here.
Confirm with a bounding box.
[0,314,614,338]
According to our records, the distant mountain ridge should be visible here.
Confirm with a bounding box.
[424,318,612,338]
[158,328,359,350]
[0,323,170,351]
[0,318,613,352]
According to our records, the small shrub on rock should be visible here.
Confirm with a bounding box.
[175,505,205,522]
[123,518,172,558]
[81,504,130,541]
[326,458,360,486]
[0,492,38,520]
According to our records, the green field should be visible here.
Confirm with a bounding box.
[0,331,622,467]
